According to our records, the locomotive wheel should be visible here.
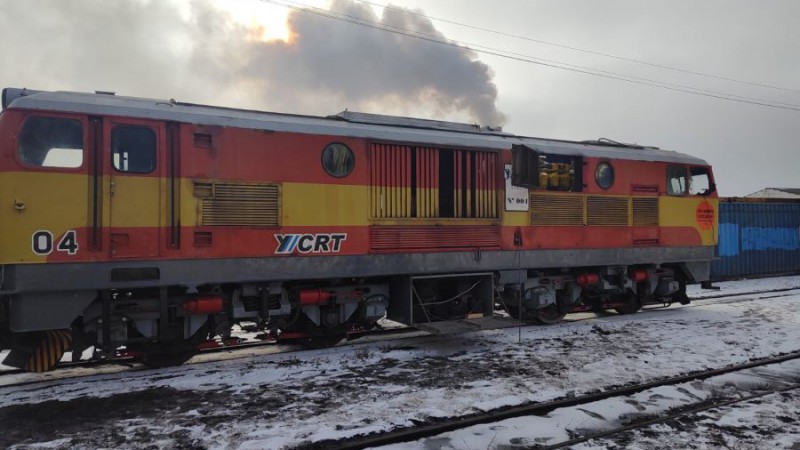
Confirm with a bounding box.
[302,322,347,349]
[138,347,198,369]
[503,305,522,320]
[531,306,567,325]
[136,322,210,369]
[614,291,642,315]
[294,314,347,349]
[504,304,566,325]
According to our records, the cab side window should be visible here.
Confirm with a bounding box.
[18,116,84,168]
[689,167,712,195]
[667,166,688,195]
[112,126,156,173]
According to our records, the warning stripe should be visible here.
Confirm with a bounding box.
[25,330,71,373]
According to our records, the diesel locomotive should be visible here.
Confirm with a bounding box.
[0,88,718,372]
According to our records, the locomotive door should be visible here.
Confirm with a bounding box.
[105,118,165,258]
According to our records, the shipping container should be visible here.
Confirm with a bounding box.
[712,198,800,280]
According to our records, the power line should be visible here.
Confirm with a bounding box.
[258,0,800,112]
[323,3,800,110]
[355,0,800,95]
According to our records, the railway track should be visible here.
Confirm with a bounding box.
[309,351,800,450]
[564,285,800,323]
[539,379,800,449]
[690,285,800,301]
[0,281,798,449]
[1,284,798,386]
[0,326,424,388]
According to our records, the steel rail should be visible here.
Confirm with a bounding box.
[309,351,800,450]
[691,286,800,301]
[0,327,422,388]
[540,381,800,449]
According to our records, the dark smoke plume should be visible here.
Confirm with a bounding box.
[0,0,506,126]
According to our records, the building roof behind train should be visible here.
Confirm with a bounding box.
[745,188,800,199]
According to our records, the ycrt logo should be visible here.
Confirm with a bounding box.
[274,233,347,254]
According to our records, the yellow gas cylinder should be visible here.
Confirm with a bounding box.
[539,170,549,188]
[559,167,572,190]
[549,164,561,188]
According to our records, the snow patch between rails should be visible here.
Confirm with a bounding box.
[391,359,800,449]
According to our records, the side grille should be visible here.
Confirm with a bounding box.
[193,231,213,247]
[369,143,498,219]
[632,197,659,226]
[587,196,629,226]
[370,144,415,219]
[370,225,501,251]
[195,182,280,227]
[631,184,659,194]
[530,193,584,225]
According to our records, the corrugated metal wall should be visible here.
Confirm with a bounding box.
[712,200,800,279]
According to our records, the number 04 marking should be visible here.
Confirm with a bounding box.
[32,230,79,256]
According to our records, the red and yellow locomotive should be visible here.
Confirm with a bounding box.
[0,88,717,371]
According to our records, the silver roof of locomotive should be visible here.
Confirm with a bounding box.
[2,88,708,165]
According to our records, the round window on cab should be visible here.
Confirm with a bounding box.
[595,161,614,189]
[321,143,355,178]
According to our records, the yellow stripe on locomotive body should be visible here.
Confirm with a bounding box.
[180,180,372,227]
[0,172,719,263]
[109,175,164,227]
[0,171,88,263]
[0,171,166,263]
[660,196,719,246]
[277,182,369,226]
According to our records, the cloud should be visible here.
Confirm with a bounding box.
[0,0,506,125]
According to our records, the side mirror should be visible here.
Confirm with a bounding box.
[697,182,716,196]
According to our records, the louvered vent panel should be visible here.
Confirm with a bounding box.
[193,231,213,247]
[530,193,584,225]
[587,196,629,226]
[371,226,500,251]
[632,197,659,226]
[370,144,414,218]
[199,182,280,226]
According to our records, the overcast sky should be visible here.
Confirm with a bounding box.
[0,0,797,196]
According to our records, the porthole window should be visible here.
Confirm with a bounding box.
[322,142,355,178]
[595,161,614,190]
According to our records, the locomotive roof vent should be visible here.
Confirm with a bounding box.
[329,110,509,136]
[94,90,116,95]
[581,137,660,150]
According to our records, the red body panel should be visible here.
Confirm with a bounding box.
[0,107,714,266]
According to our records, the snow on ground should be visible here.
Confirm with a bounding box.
[1,277,800,449]
[384,359,800,449]
[575,389,800,450]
